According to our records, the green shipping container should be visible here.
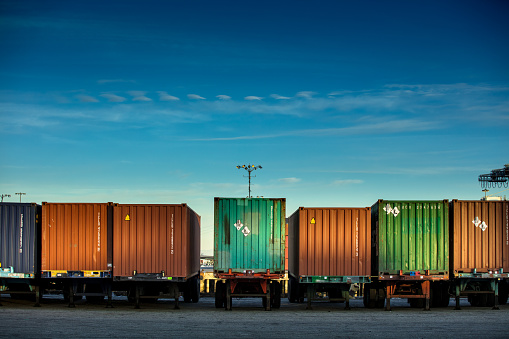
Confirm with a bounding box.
[372,200,449,276]
[214,197,286,275]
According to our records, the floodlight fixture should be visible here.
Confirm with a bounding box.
[236,164,262,198]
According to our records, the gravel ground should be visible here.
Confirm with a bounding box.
[0,295,507,338]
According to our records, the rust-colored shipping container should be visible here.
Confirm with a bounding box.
[450,200,509,275]
[112,204,200,279]
[41,202,111,276]
[288,207,371,279]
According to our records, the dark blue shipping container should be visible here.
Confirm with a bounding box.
[0,203,40,278]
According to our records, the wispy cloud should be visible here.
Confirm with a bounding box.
[189,118,440,141]
[157,91,179,101]
[188,94,206,100]
[278,177,301,184]
[270,94,291,100]
[216,95,231,100]
[296,91,316,98]
[77,95,99,103]
[100,93,126,102]
[333,179,364,185]
[128,91,152,102]
[245,96,263,101]
[98,79,136,84]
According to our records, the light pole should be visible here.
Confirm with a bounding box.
[1,194,11,202]
[236,164,262,198]
[482,188,489,200]
[15,192,26,203]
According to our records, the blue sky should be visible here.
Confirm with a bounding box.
[1,1,508,255]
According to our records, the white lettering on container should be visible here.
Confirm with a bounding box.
[505,205,508,246]
[19,214,24,254]
[171,213,174,255]
[97,212,101,252]
[355,217,359,257]
[270,205,274,240]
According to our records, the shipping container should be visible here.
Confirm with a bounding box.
[214,197,286,310]
[0,203,41,304]
[450,200,509,275]
[288,207,371,278]
[0,203,40,278]
[40,202,113,307]
[112,203,201,307]
[41,202,112,276]
[449,200,509,308]
[367,199,449,311]
[371,199,449,276]
[214,197,286,275]
[287,207,371,309]
[112,203,200,279]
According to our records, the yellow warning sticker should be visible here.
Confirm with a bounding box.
[125,214,130,221]
[311,217,316,224]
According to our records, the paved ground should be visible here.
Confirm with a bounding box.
[0,295,507,338]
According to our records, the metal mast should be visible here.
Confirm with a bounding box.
[236,164,262,198]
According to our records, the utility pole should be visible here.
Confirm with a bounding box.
[236,164,262,198]
[15,192,26,203]
[1,194,11,202]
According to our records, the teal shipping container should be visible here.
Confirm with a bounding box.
[214,197,286,275]
[371,200,449,277]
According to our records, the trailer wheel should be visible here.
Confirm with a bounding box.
[215,282,225,308]
[190,277,200,303]
[271,282,281,309]
[184,278,200,303]
[363,284,384,308]
[288,277,298,303]
[498,281,508,305]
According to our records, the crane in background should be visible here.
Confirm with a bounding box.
[478,164,509,189]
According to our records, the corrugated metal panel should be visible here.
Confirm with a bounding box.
[112,204,200,278]
[450,200,509,275]
[0,203,39,276]
[214,197,286,274]
[288,207,371,278]
[372,200,449,275]
[41,202,111,272]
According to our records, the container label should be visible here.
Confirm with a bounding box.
[383,204,400,217]
[19,213,23,254]
[472,217,488,231]
[242,226,251,237]
[234,220,243,230]
[233,220,251,237]
[125,214,130,221]
[310,217,316,224]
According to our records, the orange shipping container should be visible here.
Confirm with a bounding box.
[112,204,200,279]
[450,200,509,275]
[288,207,371,278]
[41,202,111,274]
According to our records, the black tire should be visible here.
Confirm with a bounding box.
[409,298,425,308]
[215,282,225,308]
[191,277,200,303]
[328,289,341,303]
[498,281,508,305]
[288,277,298,303]
[85,284,105,304]
[363,284,374,308]
[271,282,281,309]
[364,284,384,308]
